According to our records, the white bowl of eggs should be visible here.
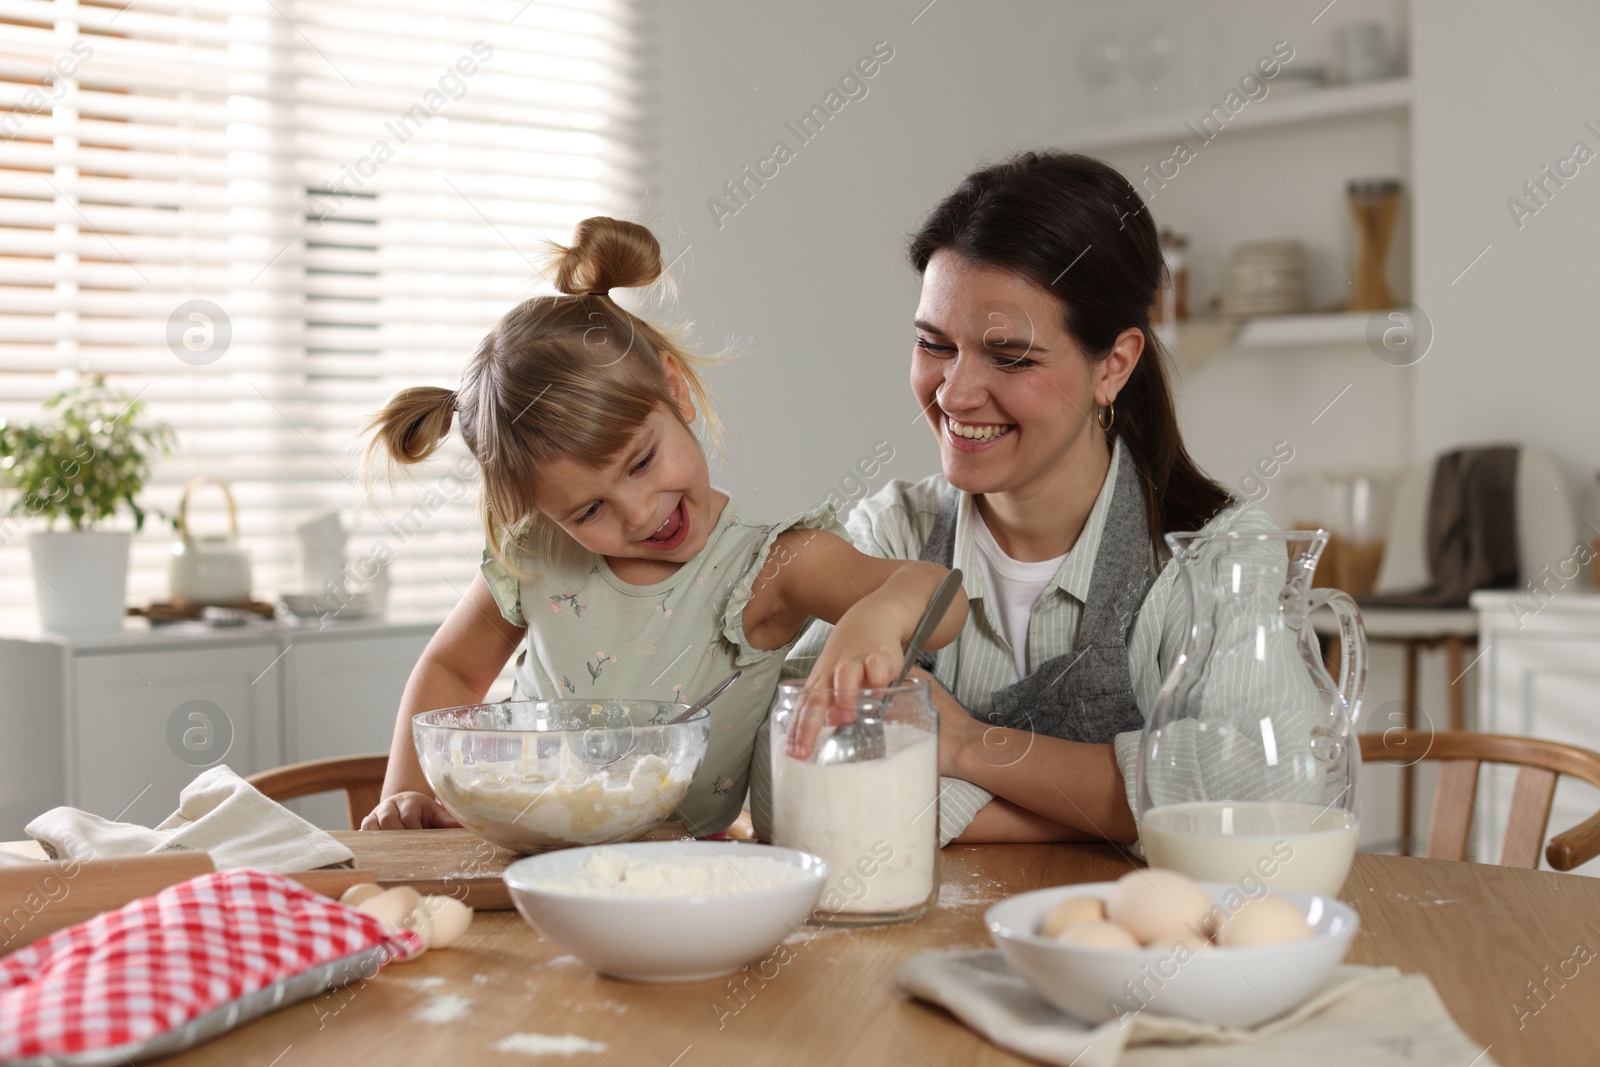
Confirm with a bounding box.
[986,869,1358,1029]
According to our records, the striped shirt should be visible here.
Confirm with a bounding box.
[776,438,1288,845]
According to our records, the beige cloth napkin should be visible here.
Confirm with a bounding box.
[898,949,1497,1067]
[25,765,354,873]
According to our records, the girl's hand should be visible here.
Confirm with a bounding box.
[361,791,462,831]
[786,601,904,759]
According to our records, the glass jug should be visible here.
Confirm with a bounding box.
[769,679,939,926]
[1137,530,1366,896]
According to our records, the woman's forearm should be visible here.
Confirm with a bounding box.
[951,727,1138,842]
[954,797,1094,843]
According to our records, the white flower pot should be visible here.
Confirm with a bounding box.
[29,530,132,633]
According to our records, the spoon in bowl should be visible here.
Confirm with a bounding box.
[667,669,742,724]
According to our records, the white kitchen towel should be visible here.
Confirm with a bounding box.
[897,950,1497,1067]
[25,765,355,873]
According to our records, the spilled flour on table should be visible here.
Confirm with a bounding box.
[782,926,853,946]
[393,975,449,990]
[938,876,1006,910]
[413,993,473,1024]
[560,998,627,1014]
[495,1033,607,1056]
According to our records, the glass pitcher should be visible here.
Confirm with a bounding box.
[769,679,939,926]
[1137,530,1366,896]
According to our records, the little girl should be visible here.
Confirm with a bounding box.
[362,216,966,836]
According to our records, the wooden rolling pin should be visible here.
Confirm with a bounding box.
[0,853,377,955]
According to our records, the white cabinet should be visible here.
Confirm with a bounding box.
[72,643,282,828]
[0,618,438,837]
[279,629,434,828]
[1472,591,1600,877]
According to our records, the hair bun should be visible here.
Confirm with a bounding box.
[552,216,663,296]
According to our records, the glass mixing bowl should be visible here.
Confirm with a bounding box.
[413,699,711,853]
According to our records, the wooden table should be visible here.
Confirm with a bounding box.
[48,840,1573,1066]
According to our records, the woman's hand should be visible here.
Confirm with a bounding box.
[361,791,461,831]
[905,666,977,777]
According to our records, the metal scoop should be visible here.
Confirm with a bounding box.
[817,569,963,765]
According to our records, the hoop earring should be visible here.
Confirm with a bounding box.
[1097,401,1115,432]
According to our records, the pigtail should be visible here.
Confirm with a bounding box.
[364,385,457,481]
[365,215,728,583]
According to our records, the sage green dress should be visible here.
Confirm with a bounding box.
[480,495,844,837]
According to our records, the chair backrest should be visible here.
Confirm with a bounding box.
[1371,448,1577,594]
[1359,730,1600,871]
[245,754,389,831]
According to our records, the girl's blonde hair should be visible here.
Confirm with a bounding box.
[366,216,720,576]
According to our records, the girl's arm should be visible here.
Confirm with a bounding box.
[743,529,968,744]
[917,667,1139,842]
[362,573,524,830]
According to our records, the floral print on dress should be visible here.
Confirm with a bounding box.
[585,651,617,683]
[559,675,575,694]
[656,589,675,617]
[711,776,735,796]
[549,592,585,617]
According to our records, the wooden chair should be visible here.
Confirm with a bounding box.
[1360,730,1600,871]
[245,754,389,830]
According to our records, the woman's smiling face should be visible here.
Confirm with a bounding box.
[911,249,1108,497]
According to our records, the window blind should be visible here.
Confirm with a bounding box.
[0,0,650,637]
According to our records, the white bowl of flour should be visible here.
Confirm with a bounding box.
[503,841,827,981]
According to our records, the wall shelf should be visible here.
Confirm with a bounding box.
[1157,311,1376,367]
[1064,78,1412,153]
[1236,311,1372,347]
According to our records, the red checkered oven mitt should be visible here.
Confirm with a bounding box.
[0,868,422,1066]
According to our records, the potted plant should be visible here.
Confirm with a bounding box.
[0,377,174,632]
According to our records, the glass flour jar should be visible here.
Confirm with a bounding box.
[769,678,939,926]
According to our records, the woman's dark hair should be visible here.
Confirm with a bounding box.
[909,150,1232,550]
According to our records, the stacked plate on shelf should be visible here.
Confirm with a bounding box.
[1221,240,1308,318]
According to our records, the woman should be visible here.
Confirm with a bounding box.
[767,151,1278,846]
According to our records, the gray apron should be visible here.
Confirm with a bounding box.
[918,445,1152,744]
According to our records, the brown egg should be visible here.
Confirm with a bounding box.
[1107,869,1214,945]
[399,901,434,950]
[357,886,423,930]
[418,896,474,949]
[339,883,385,908]
[1215,896,1313,947]
[1056,920,1141,949]
[1146,926,1213,953]
[1039,895,1106,939]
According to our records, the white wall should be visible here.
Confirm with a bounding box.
[653,0,1416,518]
[1413,0,1600,510]
[653,1,1595,851]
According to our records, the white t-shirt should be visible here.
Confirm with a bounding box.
[971,509,1067,684]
